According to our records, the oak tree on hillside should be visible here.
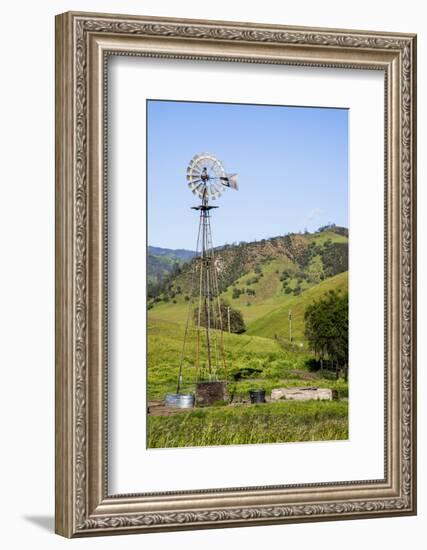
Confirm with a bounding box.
[194,300,246,334]
[304,290,348,380]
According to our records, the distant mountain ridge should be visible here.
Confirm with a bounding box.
[148,246,196,285]
[148,246,196,261]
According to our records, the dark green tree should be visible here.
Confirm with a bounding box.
[194,300,246,334]
[232,287,243,299]
[304,290,348,380]
[320,242,348,277]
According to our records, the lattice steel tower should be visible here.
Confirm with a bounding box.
[176,153,238,392]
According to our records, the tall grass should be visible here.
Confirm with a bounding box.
[148,400,348,448]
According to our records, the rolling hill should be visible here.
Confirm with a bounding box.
[148,225,348,344]
[246,271,348,340]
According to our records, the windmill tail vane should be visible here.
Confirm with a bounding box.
[220,174,239,190]
[177,153,238,394]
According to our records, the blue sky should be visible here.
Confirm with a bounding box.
[147,100,348,250]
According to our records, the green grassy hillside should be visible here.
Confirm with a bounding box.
[310,229,348,244]
[220,258,296,323]
[246,271,348,341]
[148,226,348,305]
[150,267,348,345]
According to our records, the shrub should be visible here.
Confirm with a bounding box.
[194,301,246,333]
[232,287,241,299]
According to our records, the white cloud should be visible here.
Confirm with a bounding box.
[306,207,322,224]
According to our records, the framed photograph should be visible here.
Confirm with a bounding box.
[55,11,417,537]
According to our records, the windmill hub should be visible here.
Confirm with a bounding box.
[201,167,209,182]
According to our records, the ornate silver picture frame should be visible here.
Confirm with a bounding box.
[55,11,417,537]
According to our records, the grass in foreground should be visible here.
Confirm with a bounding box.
[147,400,348,448]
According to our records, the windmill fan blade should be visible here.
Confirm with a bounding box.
[188,179,202,189]
[187,165,200,177]
[211,185,220,197]
[192,182,205,195]
[213,184,223,198]
[187,174,201,182]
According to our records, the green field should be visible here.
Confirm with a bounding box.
[148,316,348,401]
[148,230,349,448]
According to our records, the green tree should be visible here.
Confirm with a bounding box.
[320,241,348,277]
[293,285,302,296]
[194,300,246,334]
[304,290,348,380]
[232,287,242,299]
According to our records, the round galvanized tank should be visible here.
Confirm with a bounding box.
[165,393,194,409]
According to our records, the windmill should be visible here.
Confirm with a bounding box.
[168,153,238,408]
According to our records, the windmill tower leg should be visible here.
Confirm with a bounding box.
[201,201,212,375]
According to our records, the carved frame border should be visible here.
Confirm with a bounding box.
[55,11,416,537]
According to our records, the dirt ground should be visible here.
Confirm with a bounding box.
[147,401,192,416]
[147,398,268,416]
